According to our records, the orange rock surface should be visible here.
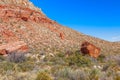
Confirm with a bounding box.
[0,4,65,55]
[0,49,7,55]
[81,41,101,58]
[0,41,28,54]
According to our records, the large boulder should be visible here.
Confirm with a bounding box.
[80,41,101,58]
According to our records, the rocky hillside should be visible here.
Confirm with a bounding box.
[0,0,120,55]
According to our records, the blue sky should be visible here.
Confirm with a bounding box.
[30,0,120,42]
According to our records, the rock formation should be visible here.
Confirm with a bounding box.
[80,41,101,58]
[0,49,7,55]
[0,0,65,55]
[0,41,28,54]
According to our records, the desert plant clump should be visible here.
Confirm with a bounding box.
[7,51,26,63]
[54,67,89,80]
[97,54,106,63]
[114,73,120,80]
[89,69,101,80]
[0,61,15,73]
[65,51,93,67]
[16,61,35,72]
[36,72,53,80]
[0,55,6,61]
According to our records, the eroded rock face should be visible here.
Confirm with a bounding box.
[80,41,101,58]
[0,3,65,55]
[0,49,7,55]
[0,25,29,55]
[0,5,65,40]
[0,41,28,54]
[0,5,49,23]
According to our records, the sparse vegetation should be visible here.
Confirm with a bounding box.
[7,51,26,63]
[0,55,5,61]
[65,51,92,67]
[97,54,106,63]
[0,44,119,80]
[36,72,53,80]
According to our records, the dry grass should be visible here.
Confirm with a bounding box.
[0,49,119,80]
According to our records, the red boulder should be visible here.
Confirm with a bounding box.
[80,41,101,58]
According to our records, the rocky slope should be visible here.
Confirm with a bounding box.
[0,0,120,55]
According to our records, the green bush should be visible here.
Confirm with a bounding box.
[56,53,65,58]
[17,61,34,72]
[0,61,15,72]
[43,52,66,65]
[89,69,100,80]
[0,55,5,61]
[97,54,106,63]
[66,52,92,67]
[36,72,53,80]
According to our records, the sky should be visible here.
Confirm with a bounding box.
[30,0,120,42]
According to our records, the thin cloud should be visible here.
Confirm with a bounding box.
[112,36,120,41]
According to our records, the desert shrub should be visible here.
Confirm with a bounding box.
[0,61,15,73]
[102,59,119,71]
[103,70,120,80]
[0,61,34,73]
[55,68,70,79]
[43,52,66,66]
[49,56,65,65]
[54,67,89,80]
[36,72,53,80]
[97,54,106,63]
[7,51,26,63]
[17,61,34,72]
[66,52,92,67]
[0,55,5,61]
[54,66,120,80]
[114,73,120,80]
[56,52,65,58]
[69,70,87,80]
[54,67,72,80]
[114,55,120,66]
[51,65,64,74]
[89,69,101,80]
[102,64,110,72]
